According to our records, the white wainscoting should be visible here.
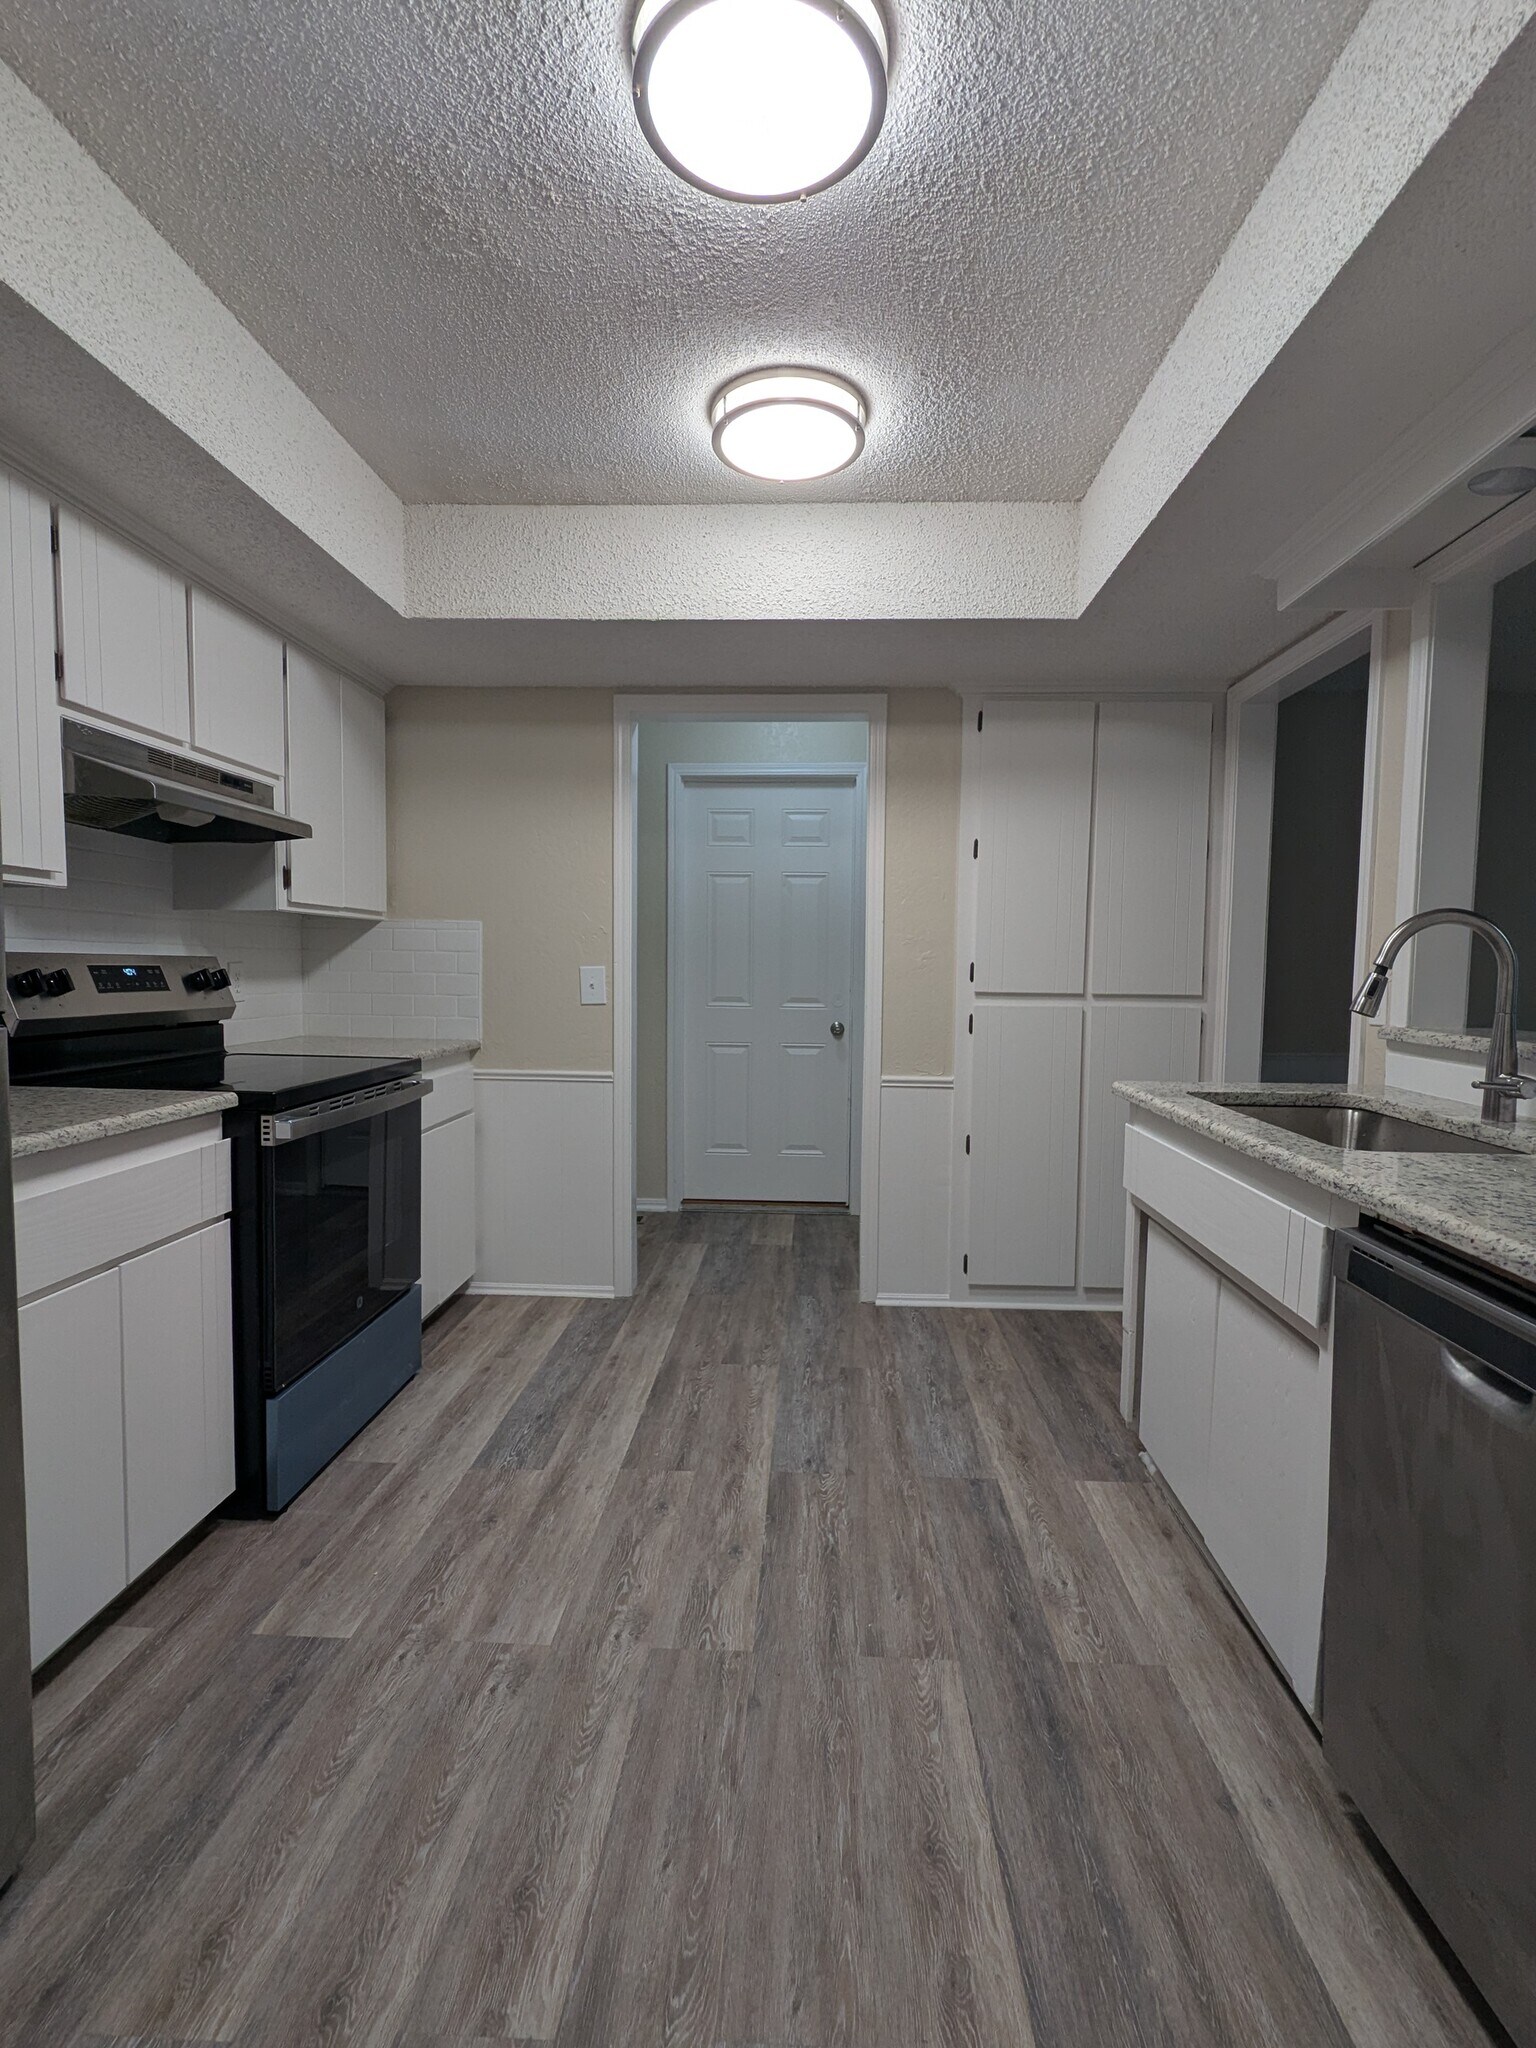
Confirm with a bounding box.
[473,1071,617,1297]
[874,1076,953,1305]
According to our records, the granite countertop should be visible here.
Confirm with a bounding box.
[1378,1022,1536,1056]
[239,1035,480,1067]
[1115,1080,1536,1285]
[10,1085,237,1158]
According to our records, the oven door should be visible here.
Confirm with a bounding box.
[258,1082,426,1394]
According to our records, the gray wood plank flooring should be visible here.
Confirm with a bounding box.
[1,1211,1501,2047]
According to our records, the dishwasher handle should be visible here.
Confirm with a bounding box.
[1339,1227,1536,1402]
[1440,1345,1536,1427]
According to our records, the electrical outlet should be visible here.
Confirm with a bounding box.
[580,964,607,1006]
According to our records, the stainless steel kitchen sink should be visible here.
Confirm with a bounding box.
[1218,1102,1518,1154]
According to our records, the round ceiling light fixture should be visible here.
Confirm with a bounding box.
[711,367,867,481]
[632,0,888,203]
[1467,465,1536,496]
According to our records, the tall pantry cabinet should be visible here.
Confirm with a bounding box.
[955,697,1212,1299]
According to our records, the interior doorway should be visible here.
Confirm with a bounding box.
[613,695,887,1301]
[669,764,866,1207]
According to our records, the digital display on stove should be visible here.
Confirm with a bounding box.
[88,963,170,994]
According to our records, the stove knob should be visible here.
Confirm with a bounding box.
[183,968,214,991]
[208,968,232,991]
[7,969,45,1000]
[41,969,74,998]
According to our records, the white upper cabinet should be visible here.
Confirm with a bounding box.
[56,504,190,746]
[0,471,66,884]
[341,676,387,916]
[284,647,347,908]
[188,587,285,778]
[974,699,1095,993]
[284,648,387,917]
[1089,702,1212,996]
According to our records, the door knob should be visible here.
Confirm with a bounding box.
[830,1020,845,1040]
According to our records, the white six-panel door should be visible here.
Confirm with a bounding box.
[673,769,861,1204]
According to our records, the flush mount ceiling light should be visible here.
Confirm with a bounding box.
[1468,465,1536,496]
[711,368,867,481]
[632,0,888,202]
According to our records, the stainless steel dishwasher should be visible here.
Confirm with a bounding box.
[1327,1223,1536,2048]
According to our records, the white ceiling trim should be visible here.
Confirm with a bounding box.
[1075,0,1536,611]
[1,0,1533,628]
[405,502,1078,621]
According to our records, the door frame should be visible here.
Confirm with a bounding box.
[1210,610,1385,1085]
[666,762,868,1213]
[612,693,888,1301]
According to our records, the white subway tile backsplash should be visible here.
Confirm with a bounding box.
[4,828,482,1049]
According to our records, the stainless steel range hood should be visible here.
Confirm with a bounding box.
[61,719,312,844]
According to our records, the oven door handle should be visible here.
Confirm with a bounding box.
[259,1075,432,1146]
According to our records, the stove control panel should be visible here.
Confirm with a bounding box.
[3,952,236,1035]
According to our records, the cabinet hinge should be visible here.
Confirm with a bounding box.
[972,837,979,860]
[962,1253,969,1275]
[968,1013,973,1035]
[49,518,59,556]
[968,961,974,984]
[282,863,292,892]
[965,1133,971,1154]
[53,649,64,684]
[977,709,983,732]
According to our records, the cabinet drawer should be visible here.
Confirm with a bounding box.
[421,1063,475,1130]
[15,1139,231,1300]
[1124,1123,1330,1327]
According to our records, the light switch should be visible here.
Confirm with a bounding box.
[580,964,607,1006]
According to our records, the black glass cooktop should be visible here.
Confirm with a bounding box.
[15,1046,417,1113]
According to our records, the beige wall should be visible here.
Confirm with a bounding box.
[635,718,869,1200]
[387,687,614,1070]
[385,686,962,1111]
[882,688,961,1075]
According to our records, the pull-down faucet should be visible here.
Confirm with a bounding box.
[1351,909,1536,1124]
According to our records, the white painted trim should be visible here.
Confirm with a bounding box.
[873,1293,954,1308]
[665,761,867,1214]
[474,1067,615,1083]
[468,1282,617,1300]
[634,1197,669,1214]
[1262,319,1536,609]
[612,692,888,1302]
[880,1073,955,1088]
[1209,612,1380,1082]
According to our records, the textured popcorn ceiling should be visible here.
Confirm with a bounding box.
[0,0,1372,505]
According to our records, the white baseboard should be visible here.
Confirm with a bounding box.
[961,1292,1124,1311]
[467,1281,617,1300]
[874,1291,953,1307]
[635,1196,669,1213]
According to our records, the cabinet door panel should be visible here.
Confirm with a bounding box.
[189,588,284,776]
[121,1221,234,1577]
[1,471,66,881]
[19,1269,126,1666]
[56,506,190,744]
[1081,1006,1202,1288]
[1138,1220,1219,1525]
[968,1003,1082,1287]
[974,700,1095,994]
[421,1112,476,1318]
[284,647,348,908]
[1205,1277,1331,1707]
[1090,702,1212,995]
[341,678,387,916]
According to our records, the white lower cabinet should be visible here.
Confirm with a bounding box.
[16,1127,234,1667]
[421,1063,477,1319]
[18,1270,127,1670]
[121,1222,235,1580]
[1139,1217,1332,1711]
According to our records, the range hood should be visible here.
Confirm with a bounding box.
[61,720,312,844]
